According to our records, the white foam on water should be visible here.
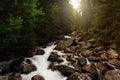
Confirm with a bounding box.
[53,50,74,68]
[86,58,90,65]
[21,45,66,80]
[64,35,72,39]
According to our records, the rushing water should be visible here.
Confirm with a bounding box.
[21,35,119,80]
[21,45,67,80]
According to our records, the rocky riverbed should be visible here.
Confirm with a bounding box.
[0,32,120,80]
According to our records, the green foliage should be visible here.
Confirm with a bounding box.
[0,0,76,59]
[4,14,23,44]
[0,0,45,58]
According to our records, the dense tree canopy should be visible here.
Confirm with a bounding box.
[0,0,120,60]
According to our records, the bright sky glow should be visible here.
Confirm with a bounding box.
[70,0,81,11]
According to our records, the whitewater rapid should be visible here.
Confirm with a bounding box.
[21,45,67,80]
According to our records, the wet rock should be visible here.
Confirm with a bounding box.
[27,50,36,57]
[78,41,86,46]
[55,39,74,50]
[76,45,82,52]
[32,75,44,80]
[66,58,76,65]
[22,64,36,74]
[66,54,77,64]
[64,48,72,53]
[88,56,101,62]
[78,57,87,66]
[36,49,45,55]
[64,46,77,53]
[64,45,79,53]
[108,59,120,69]
[0,59,19,75]
[0,74,9,80]
[110,44,117,50]
[96,62,108,73]
[87,39,96,43]
[107,49,119,59]
[47,42,54,46]
[100,53,108,61]
[93,51,106,57]
[56,35,65,40]
[30,47,45,56]
[67,72,93,80]
[69,46,77,52]
[48,63,55,70]
[105,70,120,80]
[10,58,21,66]
[10,59,23,72]
[73,63,81,72]
[75,37,82,44]
[48,52,63,63]
[82,43,92,50]
[0,64,11,75]
[26,59,32,64]
[94,46,104,53]
[105,62,116,70]
[8,73,22,80]
[82,63,98,76]
[81,50,92,58]
[53,65,76,76]
[33,47,43,52]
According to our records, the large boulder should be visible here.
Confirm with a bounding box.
[67,72,93,80]
[64,48,72,53]
[31,47,45,56]
[22,64,36,74]
[100,53,109,61]
[26,59,32,64]
[0,58,22,75]
[80,42,92,50]
[108,59,120,69]
[87,39,96,44]
[78,57,87,66]
[64,46,78,53]
[74,37,82,44]
[10,58,23,72]
[105,70,120,80]
[36,48,45,55]
[56,35,65,40]
[72,63,81,72]
[0,62,12,75]
[27,50,36,57]
[31,75,44,80]
[48,52,63,63]
[107,49,119,59]
[94,46,104,52]
[0,58,22,74]
[53,65,76,77]
[96,62,108,73]
[8,73,22,80]
[93,50,106,57]
[88,56,101,62]
[82,63,98,76]
[55,39,74,50]
[81,50,92,58]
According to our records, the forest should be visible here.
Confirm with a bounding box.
[0,0,120,80]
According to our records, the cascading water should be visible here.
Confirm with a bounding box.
[21,45,67,80]
[21,34,120,80]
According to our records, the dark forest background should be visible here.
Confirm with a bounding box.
[0,0,120,61]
